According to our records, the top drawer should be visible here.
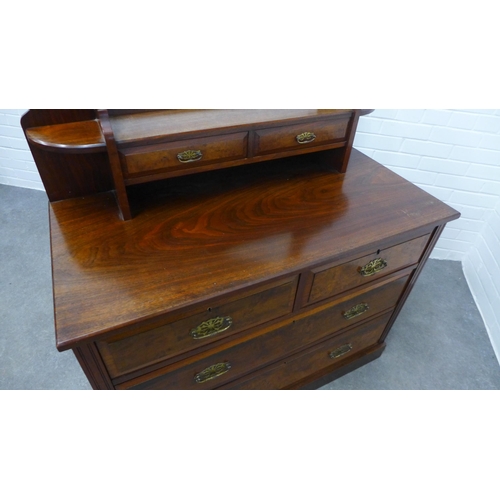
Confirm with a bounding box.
[120,131,248,177]
[305,233,430,305]
[253,118,349,156]
[96,276,298,378]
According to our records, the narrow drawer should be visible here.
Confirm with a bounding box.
[253,118,348,156]
[120,131,248,176]
[97,276,298,378]
[225,312,391,390]
[119,274,408,390]
[307,234,429,305]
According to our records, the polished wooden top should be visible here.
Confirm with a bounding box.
[49,149,459,350]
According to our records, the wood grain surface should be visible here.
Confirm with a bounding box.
[50,149,460,350]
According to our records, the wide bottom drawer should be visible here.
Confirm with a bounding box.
[222,312,392,390]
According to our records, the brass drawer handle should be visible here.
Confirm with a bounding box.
[295,132,316,144]
[177,149,203,163]
[343,302,369,320]
[329,343,353,359]
[359,257,388,277]
[190,316,233,339]
[194,362,232,383]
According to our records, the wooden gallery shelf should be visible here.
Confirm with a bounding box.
[22,109,367,220]
[21,109,460,390]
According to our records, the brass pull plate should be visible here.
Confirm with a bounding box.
[359,257,388,277]
[295,132,316,144]
[177,149,203,163]
[329,343,353,359]
[343,302,369,320]
[191,316,233,339]
[194,362,232,383]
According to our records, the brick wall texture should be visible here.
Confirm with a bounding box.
[0,109,41,190]
[1,108,499,360]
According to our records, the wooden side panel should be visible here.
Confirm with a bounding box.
[97,109,132,220]
[73,344,114,390]
[339,110,362,173]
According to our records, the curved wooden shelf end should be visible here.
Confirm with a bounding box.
[25,119,106,153]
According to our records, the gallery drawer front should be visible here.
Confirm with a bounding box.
[225,312,392,390]
[118,275,407,390]
[307,233,430,305]
[97,276,298,379]
[120,131,248,176]
[253,118,349,156]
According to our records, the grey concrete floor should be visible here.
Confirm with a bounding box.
[2,184,500,390]
[1,184,91,389]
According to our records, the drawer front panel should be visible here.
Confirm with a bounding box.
[254,118,348,156]
[120,131,248,176]
[97,277,298,378]
[226,312,391,390]
[307,234,429,305]
[120,275,407,390]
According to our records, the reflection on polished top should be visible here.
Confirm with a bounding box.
[50,149,458,349]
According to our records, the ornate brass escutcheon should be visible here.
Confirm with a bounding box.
[177,149,203,163]
[359,257,388,277]
[190,316,233,339]
[343,302,369,320]
[329,343,353,359]
[295,131,316,144]
[194,362,232,383]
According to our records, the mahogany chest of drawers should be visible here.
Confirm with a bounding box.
[22,109,460,389]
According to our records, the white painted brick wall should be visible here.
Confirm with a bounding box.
[0,109,42,190]
[462,197,500,361]
[355,109,500,362]
[1,108,499,363]
[355,110,500,261]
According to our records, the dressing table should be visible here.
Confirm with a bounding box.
[22,109,460,389]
